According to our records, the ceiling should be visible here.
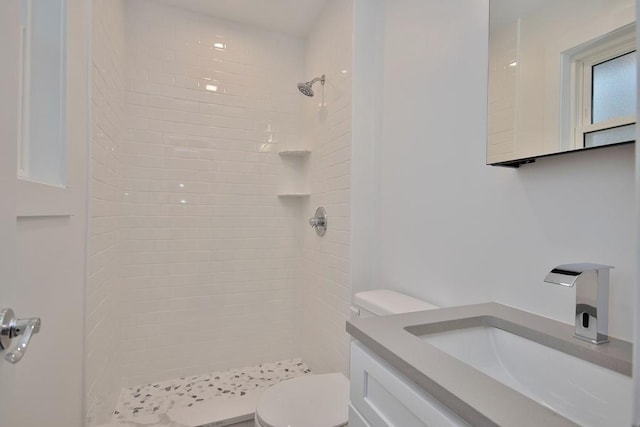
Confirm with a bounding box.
[153,0,330,37]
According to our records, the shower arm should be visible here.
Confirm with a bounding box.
[310,75,325,85]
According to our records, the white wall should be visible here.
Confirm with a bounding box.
[298,0,353,375]
[487,20,518,163]
[86,0,356,401]
[120,0,306,386]
[353,0,635,341]
[351,0,382,297]
[86,0,127,424]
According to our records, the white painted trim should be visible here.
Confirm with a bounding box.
[278,149,311,156]
[17,0,31,178]
[632,3,640,425]
[81,0,92,422]
[277,193,311,198]
[16,178,74,217]
[580,116,635,134]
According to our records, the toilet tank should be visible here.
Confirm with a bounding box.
[351,289,438,318]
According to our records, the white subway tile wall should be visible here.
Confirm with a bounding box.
[298,0,353,375]
[87,0,354,418]
[487,21,518,163]
[87,0,127,425]
[120,0,307,386]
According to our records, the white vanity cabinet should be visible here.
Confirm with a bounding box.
[349,342,469,427]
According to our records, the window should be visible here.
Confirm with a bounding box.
[18,0,67,186]
[565,24,636,150]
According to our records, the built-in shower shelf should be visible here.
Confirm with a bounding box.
[278,193,310,198]
[278,150,310,199]
[278,149,311,157]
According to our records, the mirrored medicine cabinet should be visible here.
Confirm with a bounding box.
[487,0,636,167]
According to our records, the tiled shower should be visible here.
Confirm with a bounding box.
[86,0,352,425]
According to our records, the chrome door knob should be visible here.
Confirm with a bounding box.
[0,308,41,363]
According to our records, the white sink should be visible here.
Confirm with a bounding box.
[421,326,632,427]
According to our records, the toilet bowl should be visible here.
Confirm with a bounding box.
[255,373,349,427]
[254,289,438,427]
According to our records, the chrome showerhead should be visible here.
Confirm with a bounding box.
[297,82,314,97]
[297,74,325,97]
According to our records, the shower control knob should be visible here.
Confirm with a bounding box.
[0,308,41,364]
[308,207,327,236]
[309,217,325,227]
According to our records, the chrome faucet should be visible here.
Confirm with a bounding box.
[544,263,613,344]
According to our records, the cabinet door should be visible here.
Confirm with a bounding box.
[350,404,373,427]
[349,342,469,427]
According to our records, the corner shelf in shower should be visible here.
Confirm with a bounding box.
[277,193,311,198]
[278,149,311,157]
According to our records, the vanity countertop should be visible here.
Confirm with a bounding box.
[346,302,632,427]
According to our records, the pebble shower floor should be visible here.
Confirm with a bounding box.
[110,358,311,426]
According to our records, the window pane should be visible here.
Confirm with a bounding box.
[584,124,635,147]
[592,51,636,124]
[20,0,66,186]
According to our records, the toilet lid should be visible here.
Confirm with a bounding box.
[256,373,349,427]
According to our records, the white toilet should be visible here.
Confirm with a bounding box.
[254,289,438,427]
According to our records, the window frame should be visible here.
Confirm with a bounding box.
[17,0,68,187]
[568,25,636,149]
[15,0,74,218]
